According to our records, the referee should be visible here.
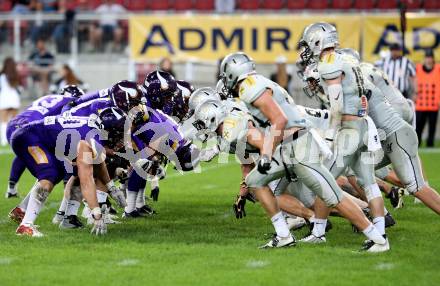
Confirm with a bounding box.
[375,43,417,100]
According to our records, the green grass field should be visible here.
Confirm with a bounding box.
[0,147,439,286]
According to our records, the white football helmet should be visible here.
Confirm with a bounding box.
[220,52,256,92]
[193,101,226,133]
[188,87,221,115]
[299,22,339,64]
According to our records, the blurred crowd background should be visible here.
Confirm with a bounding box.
[0,0,439,146]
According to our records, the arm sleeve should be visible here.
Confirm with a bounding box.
[327,84,343,140]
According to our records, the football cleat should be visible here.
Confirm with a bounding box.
[259,233,296,249]
[286,216,307,231]
[5,185,19,198]
[52,211,65,225]
[16,223,44,237]
[122,209,144,219]
[385,212,396,228]
[361,235,390,253]
[59,215,84,229]
[137,204,156,216]
[9,207,25,224]
[299,234,326,244]
[386,187,404,209]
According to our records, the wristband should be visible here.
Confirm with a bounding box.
[91,207,102,219]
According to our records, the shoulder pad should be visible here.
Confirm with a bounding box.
[239,74,269,103]
[319,52,343,80]
[222,110,249,143]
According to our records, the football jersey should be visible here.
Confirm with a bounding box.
[318,51,368,117]
[66,88,110,110]
[17,94,75,122]
[64,98,113,117]
[132,109,186,158]
[361,62,413,123]
[238,74,309,129]
[18,114,103,158]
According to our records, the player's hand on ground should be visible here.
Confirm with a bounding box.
[233,195,246,219]
[90,207,107,235]
[109,185,127,208]
[199,146,219,162]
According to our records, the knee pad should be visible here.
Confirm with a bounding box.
[364,183,382,202]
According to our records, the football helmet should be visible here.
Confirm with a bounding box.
[97,107,126,149]
[188,87,221,116]
[299,22,339,65]
[143,70,178,115]
[60,85,85,98]
[193,101,226,133]
[110,80,143,113]
[219,52,256,92]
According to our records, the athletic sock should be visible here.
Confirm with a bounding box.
[311,218,327,237]
[66,200,80,216]
[8,181,17,193]
[373,216,385,235]
[362,223,386,244]
[57,197,68,214]
[125,190,137,213]
[151,178,159,190]
[271,212,290,238]
[135,188,145,208]
[0,122,7,146]
[21,184,49,225]
[18,191,31,210]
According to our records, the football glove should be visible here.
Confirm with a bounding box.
[257,155,271,174]
[233,195,247,219]
[199,146,219,162]
[90,207,107,235]
[108,185,127,208]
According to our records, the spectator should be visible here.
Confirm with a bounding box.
[89,0,126,52]
[0,57,21,146]
[215,0,235,13]
[375,43,417,99]
[29,39,55,95]
[50,64,89,93]
[53,9,76,53]
[415,50,440,147]
[159,57,175,78]
[12,0,31,14]
[270,55,292,91]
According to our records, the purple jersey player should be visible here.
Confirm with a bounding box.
[5,94,78,199]
[10,107,126,237]
[122,107,200,217]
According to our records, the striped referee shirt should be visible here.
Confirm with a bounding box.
[375,55,416,96]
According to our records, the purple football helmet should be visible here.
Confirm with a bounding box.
[143,70,178,115]
[176,80,195,100]
[97,107,126,149]
[110,80,143,113]
[60,85,85,98]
